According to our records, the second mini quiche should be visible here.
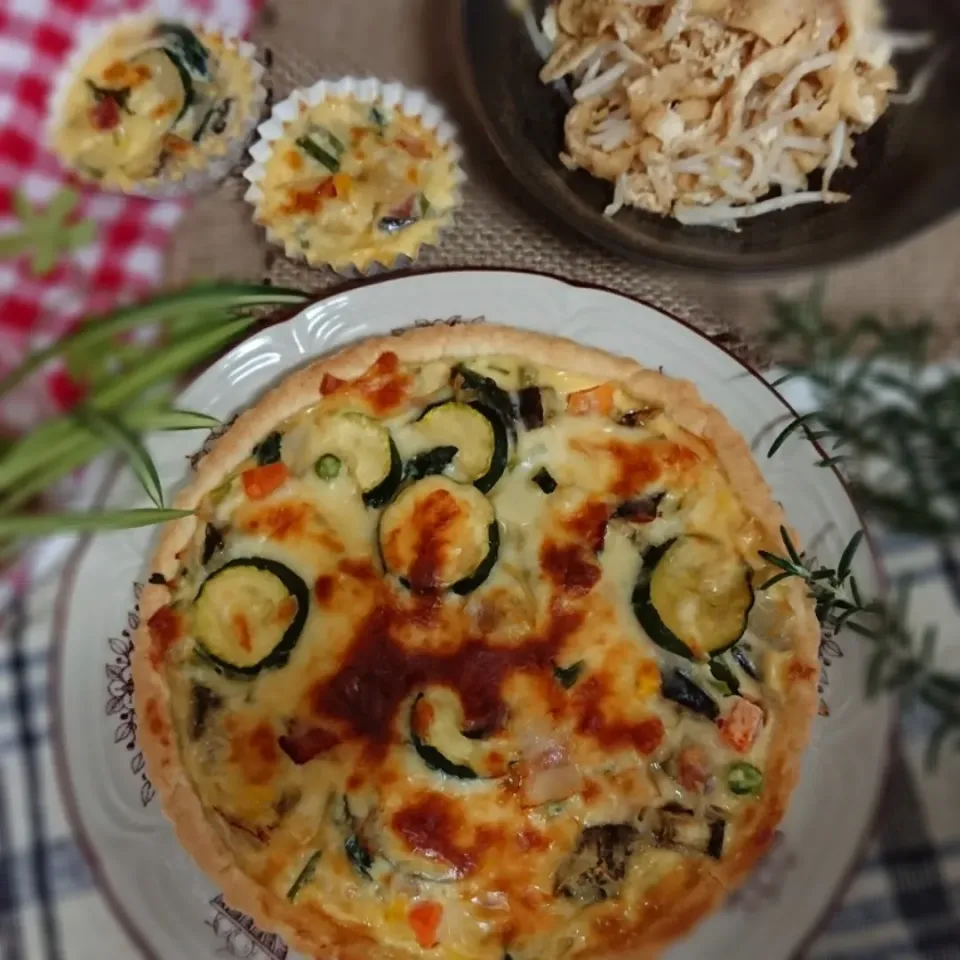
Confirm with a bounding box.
[47,16,265,195]
[133,324,820,960]
[244,78,464,274]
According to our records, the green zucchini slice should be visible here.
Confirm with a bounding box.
[296,126,346,172]
[312,412,401,507]
[194,558,309,676]
[414,401,508,493]
[156,23,211,79]
[378,476,499,593]
[410,691,508,779]
[633,536,753,660]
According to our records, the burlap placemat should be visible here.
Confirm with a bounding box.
[165,0,960,362]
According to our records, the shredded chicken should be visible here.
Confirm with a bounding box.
[534,0,916,227]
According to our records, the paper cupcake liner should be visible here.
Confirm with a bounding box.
[45,3,267,199]
[242,76,466,277]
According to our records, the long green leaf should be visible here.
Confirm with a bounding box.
[0,436,105,515]
[139,409,221,430]
[0,508,193,536]
[0,283,307,398]
[75,407,164,508]
[0,317,253,487]
[93,314,258,408]
[0,406,216,514]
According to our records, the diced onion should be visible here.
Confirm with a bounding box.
[675,190,849,227]
[575,62,629,101]
[822,120,846,192]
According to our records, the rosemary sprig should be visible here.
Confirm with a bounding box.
[764,283,960,538]
[761,527,960,769]
[763,287,960,764]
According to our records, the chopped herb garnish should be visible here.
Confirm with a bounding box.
[728,762,764,796]
[315,454,342,479]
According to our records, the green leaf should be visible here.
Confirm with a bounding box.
[767,412,823,458]
[0,435,105,515]
[0,232,28,257]
[757,551,797,574]
[0,282,308,399]
[924,717,958,772]
[140,409,221,430]
[758,570,794,591]
[75,407,164,507]
[836,531,864,581]
[0,508,193,537]
[779,526,803,565]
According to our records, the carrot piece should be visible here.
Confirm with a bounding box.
[407,901,443,948]
[319,373,346,395]
[89,96,121,131]
[242,462,289,500]
[718,698,764,753]
[395,136,431,159]
[566,382,616,416]
[333,173,352,198]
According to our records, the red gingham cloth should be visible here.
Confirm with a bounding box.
[0,0,258,433]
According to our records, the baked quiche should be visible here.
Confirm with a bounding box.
[133,325,820,960]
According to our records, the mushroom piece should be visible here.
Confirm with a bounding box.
[554,823,639,903]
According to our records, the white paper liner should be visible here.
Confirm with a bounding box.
[242,76,466,277]
[44,1,267,199]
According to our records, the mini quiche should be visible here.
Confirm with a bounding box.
[245,92,461,272]
[133,325,820,960]
[49,19,263,192]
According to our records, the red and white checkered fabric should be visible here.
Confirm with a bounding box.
[0,0,258,432]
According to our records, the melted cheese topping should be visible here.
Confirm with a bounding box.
[151,353,809,960]
[255,96,459,270]
[52,20,257,187]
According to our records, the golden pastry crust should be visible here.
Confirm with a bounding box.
[132,323,820,960]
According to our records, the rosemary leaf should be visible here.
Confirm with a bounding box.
[0,508,193,536]
[837,530,864,580]
[767,411,822,458]
[758,570,793,590]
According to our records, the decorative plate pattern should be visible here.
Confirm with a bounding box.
[51,270,892,960]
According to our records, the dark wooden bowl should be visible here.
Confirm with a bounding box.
[459,0,960,275]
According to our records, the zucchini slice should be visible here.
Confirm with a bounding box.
[312,412,401,507]
[414,401,508,493]
[661,670,720,720]
[379,476,499,594]
[633,536,753,660]
[296,126,346,172]
[451,364,517,441]
[405,445,458,482]
[194,558,308,676]
[156,23,211,79]
[410,691,507,779]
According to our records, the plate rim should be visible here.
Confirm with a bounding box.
[454,0,960,277]
[49,265,893,960]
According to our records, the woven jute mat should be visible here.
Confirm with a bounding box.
[165,0,960,362]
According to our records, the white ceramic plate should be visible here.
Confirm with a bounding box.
[51,270,891,960]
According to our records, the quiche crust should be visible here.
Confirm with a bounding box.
[132,323,820,960]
